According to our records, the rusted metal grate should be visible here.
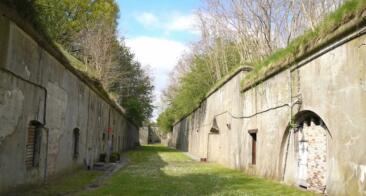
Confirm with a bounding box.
[25,125,36,168]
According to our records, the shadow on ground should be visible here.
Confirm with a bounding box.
[79,145,314,196]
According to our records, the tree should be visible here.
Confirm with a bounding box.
[32,0,119,81]
[10,0,154,124]
[33,0,118,47]
[158,0,345,132]
[107,42,154,125]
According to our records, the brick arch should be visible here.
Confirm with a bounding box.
[280,110,330,193]
[293,110,331,138]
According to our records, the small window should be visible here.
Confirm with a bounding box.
[102,133,106,141]
[248,129,258,165]
[73,128,80,159]
[25,121,42,168]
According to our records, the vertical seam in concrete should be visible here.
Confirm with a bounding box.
[0,16,10,69]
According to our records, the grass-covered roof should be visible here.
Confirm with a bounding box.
[241,0,366,91]
[173,0,366,126]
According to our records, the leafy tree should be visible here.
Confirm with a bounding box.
[3,0,154,124]
[157,39,241,132]
[33,0,119,48]
[107,42,154,125]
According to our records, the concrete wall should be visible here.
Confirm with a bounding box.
[139,127,149,145]
[172,25,366,195]
[0,14,138,192]
[149,126,161,144]
[139,126,161,145]
[161,132,172,147]
[172,70,247,167]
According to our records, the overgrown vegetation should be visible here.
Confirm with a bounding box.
[10,146,313,195]
[242,0,366,88]
[80,145,313,195]
[158,0,365,132]
[107,43,154,124]
[1,0,154,125]
[157,41,241,133]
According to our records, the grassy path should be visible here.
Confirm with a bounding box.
[81,145,314,196]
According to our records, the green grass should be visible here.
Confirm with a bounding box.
[80,145,315,196]
[13,168,102,196]
[56,43,99,79]
[166,0,366,131]
[241,0,366,89]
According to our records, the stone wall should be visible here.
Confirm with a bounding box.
[172,23,366,195]
[0,11,138,192]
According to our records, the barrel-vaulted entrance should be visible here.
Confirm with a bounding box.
[280,110,331,193]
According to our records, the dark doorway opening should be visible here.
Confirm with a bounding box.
[248,129,257,165]
[73,128,80,159]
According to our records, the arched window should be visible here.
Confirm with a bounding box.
[25,121,43,168]
[73,128,80,159]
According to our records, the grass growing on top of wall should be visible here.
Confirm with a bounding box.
[80,145,314,196]
[159,0,366,133]
[241,0,366,89]
[56,44,99,79]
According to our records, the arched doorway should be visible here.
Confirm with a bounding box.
[281,111,330,193]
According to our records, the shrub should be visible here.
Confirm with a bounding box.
[110,152,120,163]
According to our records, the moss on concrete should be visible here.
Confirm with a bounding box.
[173,65,252,125]
[241,0,366,91]
[171,0,366,128]
[0,3,134,126]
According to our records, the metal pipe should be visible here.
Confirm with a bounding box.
[0,67,49,183]
[0,67,47,125]
[43,128,49,183]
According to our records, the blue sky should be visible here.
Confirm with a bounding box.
[116,0,201,120]
[117,0,201,42]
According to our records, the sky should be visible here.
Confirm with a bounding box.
[116,0,201,121]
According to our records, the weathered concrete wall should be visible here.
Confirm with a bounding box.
[172,25,366,195]
[139,127,149,145]
[139,126,161,145]
[161,132,172,147]
[0,14,138,192]
[149,126,161,143]
[172,70,248,167]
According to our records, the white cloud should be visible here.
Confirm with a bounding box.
[136,12,159,27]
[129,11,200,121]
[165,14,200,35]
[135,11,200,35]
[125,36,188,73]
[125,36,189,120]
